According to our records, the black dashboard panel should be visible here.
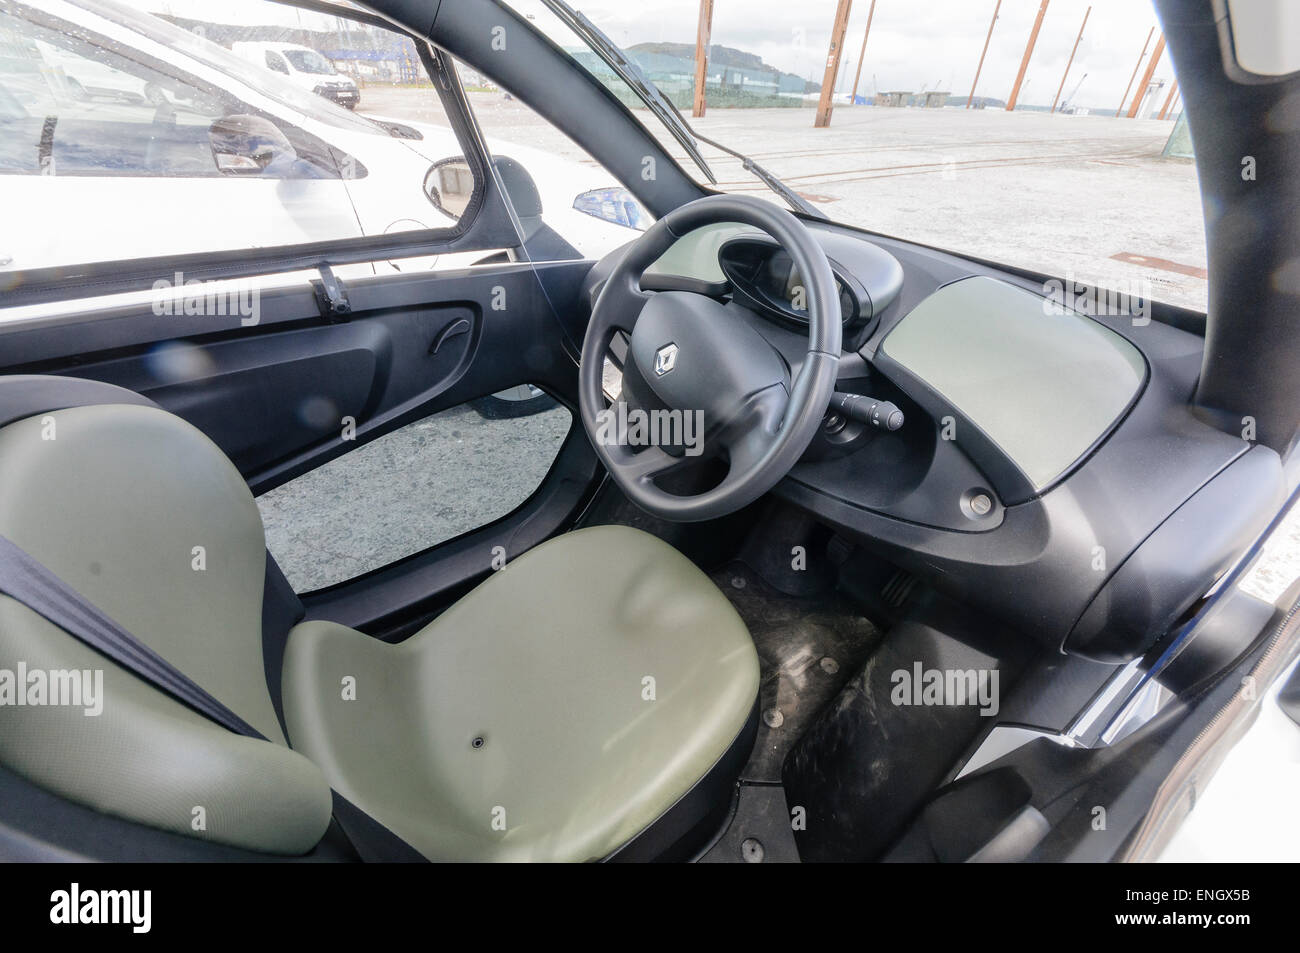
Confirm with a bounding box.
[581,218,1285,661]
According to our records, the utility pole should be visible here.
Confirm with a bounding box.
[1006,0,1049,111]
[1116,26,1154,116]
[1127,33,1165,117]
[691,0,714,118]
[849,0,877,105]
[815,0,854,127]
[1051,5,1090,113]
[1158,77,1179,119]
[967,0,1001,108]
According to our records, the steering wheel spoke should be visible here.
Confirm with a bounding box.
[607,443,681,484]
[719,384,788,478]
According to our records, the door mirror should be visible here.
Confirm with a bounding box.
[209,114,296,175]
[424,155,542,223]
[424,158,476,219]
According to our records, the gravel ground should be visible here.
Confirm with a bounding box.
[1240,500,1300,605]
[258,403,571,593]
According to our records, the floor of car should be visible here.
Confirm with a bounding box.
[698,782,801,863]
[710,559,882,782]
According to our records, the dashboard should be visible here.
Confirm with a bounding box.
[583,218,1284,663]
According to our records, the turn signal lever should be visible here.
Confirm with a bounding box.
[828,392,904,431]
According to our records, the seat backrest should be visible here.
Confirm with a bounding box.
[0,376,331,855]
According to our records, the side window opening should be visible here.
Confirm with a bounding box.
[0,0,485,276]
[258,394,572,594]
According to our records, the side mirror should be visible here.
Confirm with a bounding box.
[209,114,296,175]
[423,155,543,222]
[424,158,476,219]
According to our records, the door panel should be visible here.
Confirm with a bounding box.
[0,258,604,631]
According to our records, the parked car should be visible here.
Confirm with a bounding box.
[0,0,647,276]
[231,40,361,109]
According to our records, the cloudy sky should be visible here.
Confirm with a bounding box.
[561,0,1168,110]
[148,0,1173,112]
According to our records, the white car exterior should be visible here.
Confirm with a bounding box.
[0,0,646,279]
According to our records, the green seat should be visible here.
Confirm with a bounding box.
[283,525,759,862]
[0,391,759,861]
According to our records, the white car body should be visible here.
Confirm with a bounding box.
[0,0,644,281]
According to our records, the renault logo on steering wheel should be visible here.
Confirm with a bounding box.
[654,343,678,377]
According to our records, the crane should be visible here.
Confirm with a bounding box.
[1059,72,1089,114]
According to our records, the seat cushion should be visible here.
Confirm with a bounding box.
[281,524,759,862]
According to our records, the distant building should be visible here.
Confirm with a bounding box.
[875,91,910,107]
[568,42,811,106]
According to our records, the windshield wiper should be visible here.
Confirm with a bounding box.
[541,0,715,184]
[539,0,825,219]
[690,129,826,219]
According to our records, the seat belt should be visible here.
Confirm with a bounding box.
[0,535,425,863]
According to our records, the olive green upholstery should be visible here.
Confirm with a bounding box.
[282,524,760,862]
[0,399,760,861]
[0,405,333,854]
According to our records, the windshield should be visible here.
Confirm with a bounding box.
[503,0,1205,312]
[283,48,337,76]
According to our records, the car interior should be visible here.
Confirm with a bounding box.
[1,0,1299,864]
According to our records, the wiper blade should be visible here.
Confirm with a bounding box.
[540,1,823,220]
[689,129,827,220]
[540,0,716,184]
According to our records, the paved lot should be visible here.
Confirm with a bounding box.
[258,404,571,593]
[362,89,1207,310]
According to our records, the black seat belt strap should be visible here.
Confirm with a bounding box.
[0,535,263,738]
[0,534,425,862]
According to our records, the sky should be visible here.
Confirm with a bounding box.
[146,0,1173,112]
[562,0,1169,110]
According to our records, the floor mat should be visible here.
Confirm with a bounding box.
[712,559,882,782]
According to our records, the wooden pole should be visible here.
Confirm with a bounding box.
[1116,26,1154,116]
[815,0,855,127]
[1127,33,1165,117]
[691,0,714,118]
[1050,5,1090,113]
[849,0,877,105]
[967,0,1001,108]
[1006,0,1049,111]
[1157,77,1179,119]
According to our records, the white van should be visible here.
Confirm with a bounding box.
[231,40,360,109]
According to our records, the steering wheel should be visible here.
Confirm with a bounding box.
[579,194,842,522]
